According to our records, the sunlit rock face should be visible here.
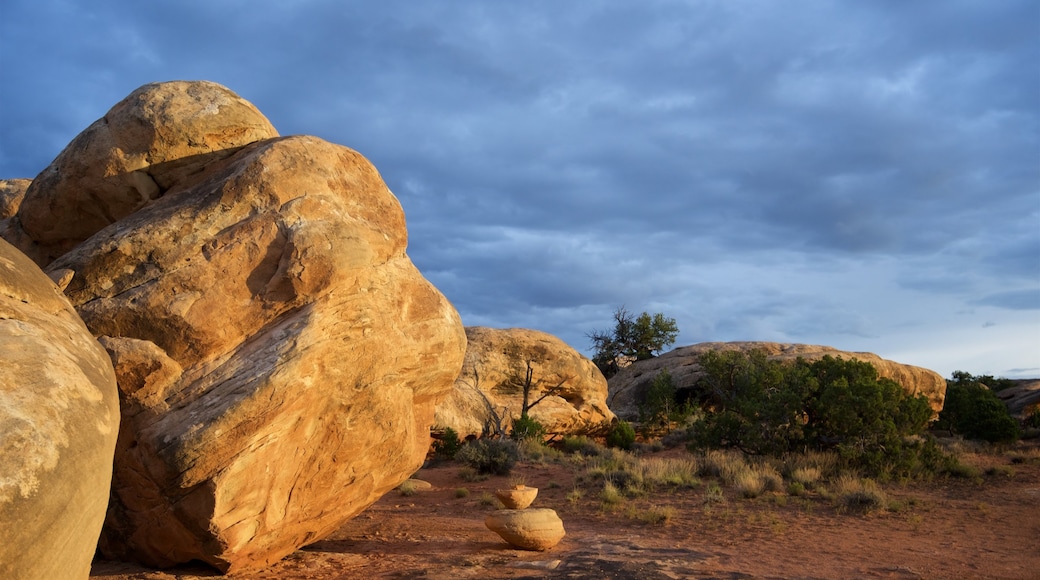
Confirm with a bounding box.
[607,341,946,420]
[8,80,466,573]
[435,326,614,439]
[6,81,279,267]
[0,238,120,580]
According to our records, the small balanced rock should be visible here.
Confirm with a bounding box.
[494,484,538,510]
[485,508,565,551]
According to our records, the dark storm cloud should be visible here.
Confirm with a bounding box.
[1,0,1037,376]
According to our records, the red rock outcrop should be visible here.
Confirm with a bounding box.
[0,238,120,580]
[14,81,466,573]
[607,342,947,420]
[435,327,613,439]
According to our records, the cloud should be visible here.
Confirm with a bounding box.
[1,0,1037,379]
[975,289,1040,311]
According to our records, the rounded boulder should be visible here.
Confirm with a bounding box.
[485,508,565,551]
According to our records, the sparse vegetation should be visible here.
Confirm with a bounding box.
[517,437,562,463]
[704,483,726,504]
[398,480,419,496]
[456,438,519,475]
[600,480,624,506]
[562,435,606,456]
[454,487,470,498]
[478,492,499,508]
[566,487,585,505]
[733,468,766,498]
[834,476,887,513]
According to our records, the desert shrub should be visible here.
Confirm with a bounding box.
[518,438,562,463]
[600,481,624,505]
[758,464,784,492]
[479,492,499,507]
[562,435,607,457]
[637,457,700,488]
[733,467,766,498]
[431,426,463,460]
[703,483,725,504]
[631,504,675,525]
[696,448,747,481]
[943,459,982,481]
[784,450,839,480]
[985,465,1015,479]
[566,488,585,504]
[457,466,488,482]
[788,466,822,488]
[937,372,1020,443]
[456,438,519,475]
[834,476,887,513]
[787,481,806,496]
[510,414,547,442]
[606,419,637,450]
[1007,447,1040,465]
[454,488,470,498]
[687,350,938,478]
[398,480,419,496]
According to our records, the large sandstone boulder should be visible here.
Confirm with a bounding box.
[0,179,31,254]
[0,238,120,580]
[23,81,466,573]
[996,379,1040,421]
[608,342,947,420]
[0,178,29,219]
[5,81,278,266]
[435,327,613,439]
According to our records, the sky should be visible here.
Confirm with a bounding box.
[1,1,1037,379]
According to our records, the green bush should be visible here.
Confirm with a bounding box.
[639,369,696,432]
[456,438,519,475]
[687,350,940,478]
[937,372,1020,443]
[510,414,547,442]
[606,419,637,450]
[431,426,462,459]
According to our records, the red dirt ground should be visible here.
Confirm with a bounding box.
[91,444,1040,580]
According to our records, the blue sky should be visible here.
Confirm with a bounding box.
[1,1,1037,378]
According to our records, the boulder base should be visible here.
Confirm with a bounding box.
[485,508,565,551]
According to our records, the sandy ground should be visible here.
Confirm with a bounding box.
[91,444,1040,580]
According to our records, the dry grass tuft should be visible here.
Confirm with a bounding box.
[834,476,887,513]
[733,467,766,498]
